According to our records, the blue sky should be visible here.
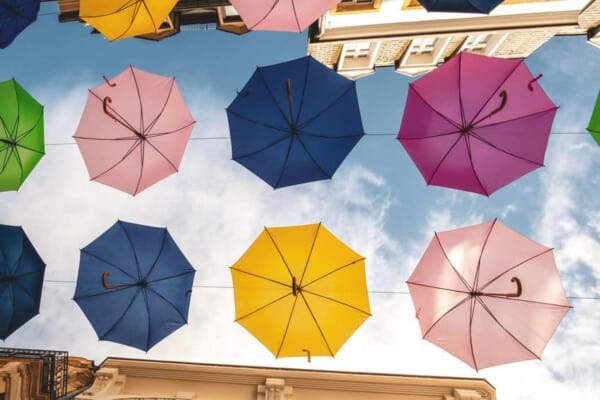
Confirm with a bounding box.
[1,3,600,400]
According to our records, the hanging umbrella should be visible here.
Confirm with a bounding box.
[417,0,503,14]
[0,78,44,192]
[74,220,195,352]
[227,56,364,188]
[0,224,45,340]
[73,66,195,196]
[0,0,40,48]
[398,51,557,196]
[407,219,571,370]
[79,0,177,41]
[587,90,600,146]
[231,223,371,360]
[228,0,341,32]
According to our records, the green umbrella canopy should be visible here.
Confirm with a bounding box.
[0,79,44,191]
[588,90,600,146]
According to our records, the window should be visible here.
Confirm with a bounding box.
[463,34,489,51]
[335,0,382,13]
[460,33,508,56]
[408,37,437,55]
[336,41,381,79]
[396,36,452,77]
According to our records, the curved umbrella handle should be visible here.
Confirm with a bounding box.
[102,271,124,290]
[473,90,507,126]
[302,348,311,363]
[506,277,523,298]
[102,97,119,121]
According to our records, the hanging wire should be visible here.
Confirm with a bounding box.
[42,280,600,300]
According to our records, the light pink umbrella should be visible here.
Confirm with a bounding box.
[74,66,195,195]
[228,0,341,32]
[407,219,571,370]
[398,52,558,196]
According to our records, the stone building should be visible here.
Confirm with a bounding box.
[308,0,600,78]
[74,357,496,400]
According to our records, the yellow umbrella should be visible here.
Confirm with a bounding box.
[79,0,177,41]
[231,223,371,360]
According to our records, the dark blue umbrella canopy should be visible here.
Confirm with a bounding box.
[226,56,365,189]
[74,221,195,352]
[418,0,503,13]
[0,224,45,340]
[0,0,41,49]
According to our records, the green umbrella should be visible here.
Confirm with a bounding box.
[588,90,600,146]
[0,79,44,191]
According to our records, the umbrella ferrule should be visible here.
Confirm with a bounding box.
[0,138,16,146]
[0,275,15,283]
[292,276,301,296]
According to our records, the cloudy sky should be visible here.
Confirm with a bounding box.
[1,3,600,399]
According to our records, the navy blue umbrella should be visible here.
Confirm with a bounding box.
[0,0,41,49]
[226,56,365,189]
[418,0,503,13]
[74,221,195,352]
[0,224,45,340]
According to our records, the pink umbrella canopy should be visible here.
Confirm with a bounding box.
[74,66,195,195]
[228,0,341,32]
[407,219,571,370]
[398,52,558,196]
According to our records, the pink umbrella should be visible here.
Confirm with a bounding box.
[74,66,195,195]
[228,0,341,32]
[398,52,558,196]
[407,219,571,370]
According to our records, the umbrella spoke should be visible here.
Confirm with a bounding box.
[143,229,168,280]
[231,134,290,161]
[80,248,139,283]
[226,109,290,135]
[463,135,487,195]
[130,66,146,134]
[235,292,293,322]
[100,287,143,339]
[409,85,462,131]
[298,223,320,286]
[257,67,291,126]
[423,295,473,339]
[301,289,371,316]
[302,257,365,289]
[294,136,334,179]
[276,292,299,357]
[297,291,334,357]
[274,137,295,189]
[133,141,145,195]
[264,227,295,279]
[229,267,290,288]
[469,131,545,167]
[89,91,139,134]
[299,129,364,139]
[144,77,178,134]
[434,233,473,291]
[143,120,196,138]
[297,84,355,130]
[90,139,141,181]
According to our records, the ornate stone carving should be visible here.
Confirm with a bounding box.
[77,367,126,399]
[257,378,293,400]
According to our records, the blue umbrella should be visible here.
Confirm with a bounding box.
[0,224,45,340]
[74,221,195,352]
[226,56,364,188]
[0,0,41,49]
[418,0,503,13]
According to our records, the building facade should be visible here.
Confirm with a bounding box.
[75,357,496,400]
[308,0,600,78]
[55,0,248,40]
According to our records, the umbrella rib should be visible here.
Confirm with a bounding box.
[130,66,145,134]
[89,140,141,181]
[408,85,462,131]
[247,0,280,30]
[276,293,299,358]
[475,296,540,360]
[470,132,544,167]
[230,267,290,288]
[297,83,357,130]
[478,295,572,309]
[79,248,138,283]
[10,141,24,187]
[274,136,295,188]
[294,135,331,178]
[298,291,335,357]
[264,227,295,279]
[12,279,40,308]
[467,60,524,127]
[468,294,479,370]
[133,141,145,195]
[256,67,292,126]
[406,281,470,295]
[425,134,462,186]
[147,269,195,285]
[118,221,143,279]
[422,295,472,339]
[473,219,497,291]
[303,257,365,288]
[463,135,488,195]
[299,129,364,140]
[235,292,292,322]
[434,233,473,291]
[476,248,554,292]
[294,56,311,124]
[291,0,301,32]
[458,53,467,128]
[143,229,168,280]
[298,222,321,286]
[73,285,133,301]
[302,288,371,316]
[473,106,558,131]
[145,286,188,324]
[142,285,152,351]
[226,109,291,134]
[398,130,463,141]
[80,0,137,18]
[143,77,176,135]
[89,90,139,134]
[112,1,143,41]
[100,288,143,340]
[144,120,196,138]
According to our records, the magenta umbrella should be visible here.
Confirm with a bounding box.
[74,66,195,195]
[398,52,558,196]
[228,0,341,32]
[407,219,571,370]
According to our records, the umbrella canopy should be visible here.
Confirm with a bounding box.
[73,66,195,196]
[74,221,195,352]
[587,90,600,146]
[227,56,364,188]
[398,52,557,196]
[0,224,45,340]
[0,78,44,192]
[407,219,571,370]
[417,0,503,14]
[79,0,177,41]
[229,0,340,32]
[231,223,371,360]
[0,0,40,48]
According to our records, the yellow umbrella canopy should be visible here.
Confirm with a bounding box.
[231,223,371,360]
[79,0,177,41]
